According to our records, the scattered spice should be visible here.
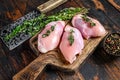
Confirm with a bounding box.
[68,29,74,46]
[104,33,120,56]
[42,25,55,38]
[82,14,96,27]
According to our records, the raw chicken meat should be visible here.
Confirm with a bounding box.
[38,21,65,53]
[72,14,106,39]
[59,25,84,64]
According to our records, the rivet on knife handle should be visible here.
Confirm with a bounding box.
[37,0,68,13]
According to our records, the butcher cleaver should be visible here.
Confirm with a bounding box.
[0,0,67,50]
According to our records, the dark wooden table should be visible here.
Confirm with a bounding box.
[0,0,120,80]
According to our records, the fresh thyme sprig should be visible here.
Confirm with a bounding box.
[82,14,96,27]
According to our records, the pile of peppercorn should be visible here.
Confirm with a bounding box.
[103,32,120,56]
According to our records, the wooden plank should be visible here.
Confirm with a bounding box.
[12,0,51,15]
[94,50,120,80]
[107,0,120,12]
[0,0,120,80]
[79,53,115,80]
[39,67,62,80]
[57,71,85,80]
[0,0,22,26]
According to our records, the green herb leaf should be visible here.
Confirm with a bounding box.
[42,34,48,38]
[82,15,96,27]
[46,30,51,34]
[70,29,74,34]
[68,29,74,46]
[90,22,96,27]
[51,25,55,31]
[68,34,74,46]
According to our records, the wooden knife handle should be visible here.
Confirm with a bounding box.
[12,52,56,80]
[37,0,68,13]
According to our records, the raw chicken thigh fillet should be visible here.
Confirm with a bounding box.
[59,25,84,64]
[72,14,106,39]
[38,21,65,53]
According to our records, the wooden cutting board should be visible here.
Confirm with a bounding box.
[13,22,108,80]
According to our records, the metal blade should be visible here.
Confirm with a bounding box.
[0,10,40,50]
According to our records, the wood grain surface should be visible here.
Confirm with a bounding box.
[0,0,120,80]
